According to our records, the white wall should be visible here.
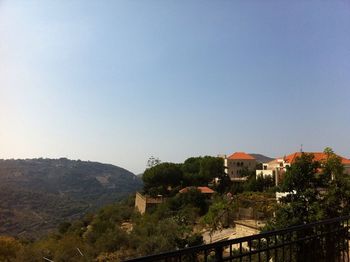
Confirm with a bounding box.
[256,170,273,178]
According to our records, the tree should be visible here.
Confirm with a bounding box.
[199,156,225,183]
[182,156,230,191]
[147,156,161,168]
[53,234,93,262]
[268,153,322,229]
[321,149,350,218]
[176,188,209,215]
[182,157,201,174]
[129,215,199,257]
[202,196,236,241]
[266,149,350,261]
[142,163,183,195]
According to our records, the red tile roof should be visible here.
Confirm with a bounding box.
[283,152,350,165]
[227,152,255,160]
[179,186,215,194]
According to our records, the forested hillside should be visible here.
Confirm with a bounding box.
[1,151,349,261]
[0,158,142,238]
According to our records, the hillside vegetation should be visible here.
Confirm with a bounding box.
[0,158,142,238]
[1,150,349,261]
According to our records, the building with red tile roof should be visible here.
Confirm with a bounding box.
[223,152,257,181]
[227,152,256,160]
[283,152,350,165]
[179,186,215,194]
[256,151,350,186]
[254,151,350,202]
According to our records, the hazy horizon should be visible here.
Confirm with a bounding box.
[1,1,350,174]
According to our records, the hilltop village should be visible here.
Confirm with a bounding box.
[135,149,350,245]
[136,150,350,212]
[1,148,350,261]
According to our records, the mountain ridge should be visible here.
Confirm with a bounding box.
[249,153,274,163]
[0,158,143,238]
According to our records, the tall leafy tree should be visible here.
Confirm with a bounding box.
[321,148,350,218]
[269,153,323,229]
[272,148,350,226]
[146,156,161,168]
[142,163,183,195]
[265,150,350,261]
[182,156,230,192]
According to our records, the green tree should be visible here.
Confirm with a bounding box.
[182,156,230,192]
[53,235,92,262]
[129,215,195,257]
[182,157,201,174]
[146,156,161,168]
[142,163,183,195]
[268,153,322,229]
[199,156,225,184]
[202,196,237,240]
[266,149,350,261]
[176,188,209,215]
[321,149,350,218]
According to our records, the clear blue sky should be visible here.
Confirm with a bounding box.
[1,1,350,173]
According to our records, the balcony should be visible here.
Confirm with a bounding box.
[124,215,350,262]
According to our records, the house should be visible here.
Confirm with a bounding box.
[223,152,257,181]
[255,158,290,186]
[255,151,350,202]
[256,152,350,186]
[282,152,350,175]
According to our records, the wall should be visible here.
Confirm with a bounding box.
[256,169,273,178]
[227,159,257,180]
[135,192,164,214]
[135,192,147,214]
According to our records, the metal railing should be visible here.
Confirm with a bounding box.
[124,215,350,262]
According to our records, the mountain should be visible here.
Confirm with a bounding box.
[249,154,274,163]
[0,158,143,238]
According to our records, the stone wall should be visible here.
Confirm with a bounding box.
[134,192,164,214]
[135,192,147,214]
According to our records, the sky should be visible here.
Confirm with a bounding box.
[1,1,350,174]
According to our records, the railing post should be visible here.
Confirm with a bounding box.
[215,246,223,262]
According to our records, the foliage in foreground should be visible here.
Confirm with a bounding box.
[266,148,350,230]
